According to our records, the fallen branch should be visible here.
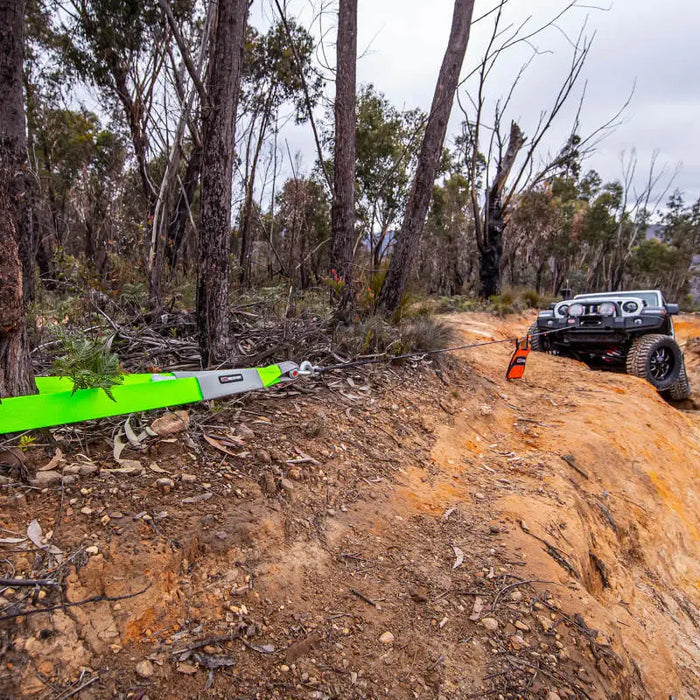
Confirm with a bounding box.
[492,578,556,609]
[560,453,589,479]
[0,577,61,588]
[0,582,152,621]
[349,587,377,608]
[58,675,99,700]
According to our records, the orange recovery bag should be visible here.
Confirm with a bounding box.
[506,336,531,379]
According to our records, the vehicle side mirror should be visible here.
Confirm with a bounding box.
[666,303,679,315]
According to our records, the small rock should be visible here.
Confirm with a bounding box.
[510,634,529,650]
[157,477,175,492]
[64,464,98,477]
[287,468,302,481]
[280,478,294,492]
[109,512,124,519]
[510,590,523,602]
[538,616,553,632]
[479,404,493,416]
[31,471,62,487]
[176,663,198,675]
[182,492,213,504]
[481,617,499,631]
[410,586,429,603]
[262,473,277,495]
[80,507,93,515]
[151,411,190,436]
[181,474,197,483]
[474,492,486,500]
[489,524,500,534]
[235,423,255,440]
[61,474,77,486]
[280,664,290,672]
[255,449,272,464]
[514,620,530,632]
[85,546,99,555]
[135,659,154,678]
[379,632,395,644]
[546,692,562,700]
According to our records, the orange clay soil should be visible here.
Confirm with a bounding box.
[1,313,698,699]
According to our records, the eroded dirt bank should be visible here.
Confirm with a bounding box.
[1,313,699,699]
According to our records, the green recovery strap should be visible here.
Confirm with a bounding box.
[0,364,289,434]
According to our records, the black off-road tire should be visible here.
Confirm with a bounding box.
[663,359,691,401]
[529,322,546,352]
[625,334,682,391]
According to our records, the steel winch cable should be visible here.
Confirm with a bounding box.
[297,326,568,376]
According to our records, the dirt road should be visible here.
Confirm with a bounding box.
[2,313,699,698]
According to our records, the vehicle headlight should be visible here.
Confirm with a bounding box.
[557,304,569,317]
[598,302,615,316]
[622,301,638,313]
[568,303,585,317]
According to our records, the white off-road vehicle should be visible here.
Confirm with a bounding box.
[530,289,691,400]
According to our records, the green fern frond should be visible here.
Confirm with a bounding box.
[51,332,124,401]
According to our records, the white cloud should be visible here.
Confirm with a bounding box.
[252,0,700,205]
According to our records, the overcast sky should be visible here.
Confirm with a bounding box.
[252,0,700,208]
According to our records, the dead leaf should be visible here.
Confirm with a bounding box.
[176,663,198,675]
[27,520,43,548]
[203,433,243,457]
[113,433,127,462]
[124,417,142,448]
[151,411,190,437]
[452,545,464,570]
[469,596,484,621]
[182,492,213,504]
[0,537,27,545]
[39,447,64,472]
[148,462,169,474]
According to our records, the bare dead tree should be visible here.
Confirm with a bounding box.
[0,0,35,397]
[608,150,679,290]
[149,0,214,309]
[377,0,476,314]
[457,1,625,297]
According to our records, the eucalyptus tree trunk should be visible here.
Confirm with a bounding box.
[330,0,357,319]
[0,0,35,397]
[197,0,249,366]
[377,0,475,314]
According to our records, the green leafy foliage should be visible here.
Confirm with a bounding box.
[51,333,124,401]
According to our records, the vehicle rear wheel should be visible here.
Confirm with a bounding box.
[625,334,682,391]
[662,359,691,401]
[528,322,546,352]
